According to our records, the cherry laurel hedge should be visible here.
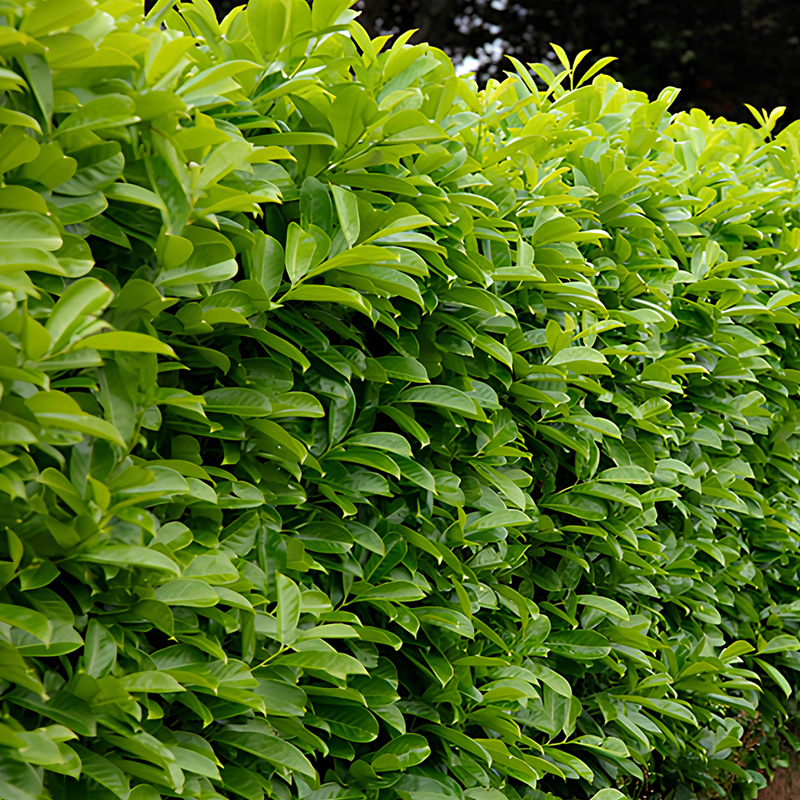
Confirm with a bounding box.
[4,1,800,799]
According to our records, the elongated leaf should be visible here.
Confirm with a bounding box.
[122,671,185,693]
[395,385,483,420]
[74,332,176,357]
[203,388,272,417]
[576,594,630,620]
[74,546,179,575]
[0,604,52,644]
[277,573,301,644]
[219,725,317,779]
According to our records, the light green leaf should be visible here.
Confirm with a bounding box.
[122,671,186,693]
[219,720,317,779]
[396,385,483,420]
[155,579,220,608]
[277,573,301,644]
[0,212,61,250]
[72,745,130,799]
[245,232,284,298]
[203,388,272,417]
[371,733,431,771]
[73,331,176,357]
[281,284,373,316]
[0,603,52,644]
[547,345,611,375]
[590,791,626,800]
[345,432,412,457]
[332,184,360,245]
[576,594,630,621]
[353,581,426,602]
[74,546,179,575]
[45,277,113,352]
[84,619,117,678]
[597,465,653,484]
[315,702,379,742]
[758,634,800,655]
[56,95,138,135]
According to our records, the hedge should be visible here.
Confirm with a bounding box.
[2,2,800,800]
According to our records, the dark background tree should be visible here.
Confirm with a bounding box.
[200,0,800,128]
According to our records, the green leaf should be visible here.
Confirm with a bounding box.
[276,650,368,680]
[203,388,272,417]
[277,573,301,644]
[304,245,399,280]
[20,0,95,37]
[252,131,337,147]
[371,733,431,771]
[590,791,626,800]
[315,702,379,742]
[244,0,291,58]
[156,257,238,288]
[105,183,166,210]
[73,331,176,357]
[612,695,698,725]
[219,721,317,779]
[0,603,52,643]
[45,277,113,352]
[301,176,332,233]
[597,465,653,484]
[548,630,611,660]
[547,345,611,375]
[0,780,39,800]
[754,657,792,697]
[245,232,284,299]
[345,432,412,457]
[74,546,180,575]
[720,641,755,662]
[154,579,220,607]
[281,284,373,316]
[0,212,61,250]
[416,607,474,638]
[72,745,130,799]
[352,581,426,602]
[465,509,531,532]
[758,634,800,655]
[332,184,360,246]
[396,385,483,420]
[285,222,317,284]
[375,356,429,382]
[26,392,126,447]
[576,594,630,620]
[0,107,42,134]
[56,95,138,135]
[122,671,186,693]
[84,619,117,678]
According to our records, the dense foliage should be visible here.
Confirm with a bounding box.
[297,0,800,128]
[4,1,800,800]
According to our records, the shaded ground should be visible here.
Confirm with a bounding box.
[759,767,800,799]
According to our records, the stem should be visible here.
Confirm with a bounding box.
[254,644,287,669]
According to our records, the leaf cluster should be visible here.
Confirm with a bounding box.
[1,3,800,800]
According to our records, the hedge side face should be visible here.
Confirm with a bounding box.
[1,2,800,800]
